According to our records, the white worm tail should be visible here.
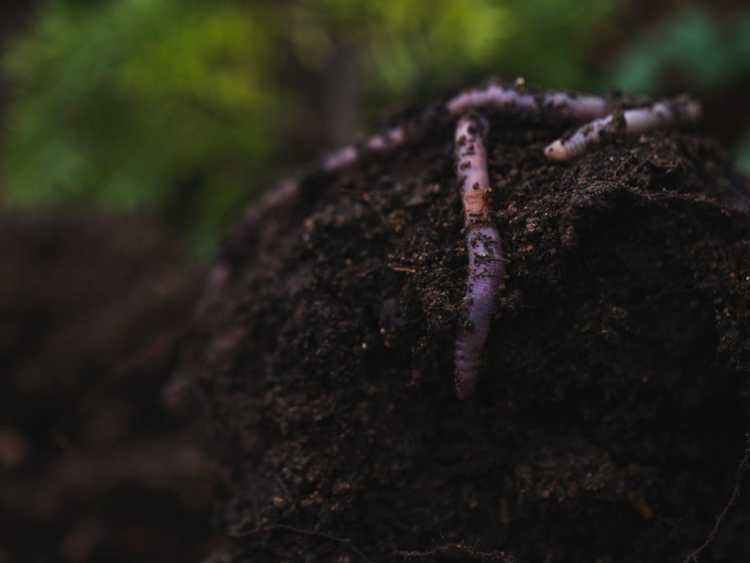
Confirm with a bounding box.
[544,98,702,161]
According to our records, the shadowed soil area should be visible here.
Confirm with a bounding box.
[183,104,750,562]
[0,212,216,563]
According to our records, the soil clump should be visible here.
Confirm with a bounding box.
[186,104,750,562]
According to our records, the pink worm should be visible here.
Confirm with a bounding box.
[453,115,504,400]
[544,97,702,160]
[447,82,609,120]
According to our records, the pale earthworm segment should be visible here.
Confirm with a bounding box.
[323,126,407,173]
[544,97,702,161]
[453,115,504,400]
[322,145,358,171]
[447,82,609,120]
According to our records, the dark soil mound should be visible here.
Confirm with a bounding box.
[185,106,750,562]
[0,211,215,563]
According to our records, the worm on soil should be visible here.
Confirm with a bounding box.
[453,115,504,400]
[544,97,702,161]
[447,82,609,120]
[323,126,407,172]
[323,145,359,171]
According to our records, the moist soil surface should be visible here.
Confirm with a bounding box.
[185,101,750,562]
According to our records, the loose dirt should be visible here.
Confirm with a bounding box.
[185,104,750,562]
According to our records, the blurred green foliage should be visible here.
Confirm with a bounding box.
[611,9,750,172]
[2,0,617,255]
[612,10,750,93]
[4,0,282,255]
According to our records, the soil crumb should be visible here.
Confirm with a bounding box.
[184,103,750,562]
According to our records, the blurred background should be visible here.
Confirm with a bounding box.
[1,0,749,258]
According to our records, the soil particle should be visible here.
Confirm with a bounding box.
[184,106,750,562]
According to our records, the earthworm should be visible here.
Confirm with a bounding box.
[447,82,609,120]
[323,145,359,171]
[365,126,406,153]
[323,126,407,172]
[544,97,702,161]
[453,115,504,400]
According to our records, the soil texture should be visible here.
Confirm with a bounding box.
[185,103,750,563]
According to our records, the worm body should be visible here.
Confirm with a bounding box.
[454,115,504,400]
[447,82,608,120]
[323,145,358,171]
[455,224,503,400]
[323,126,407,172]
[366,126,406,152]
[544,97,702,161]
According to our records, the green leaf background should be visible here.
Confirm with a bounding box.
[2,0,746,257]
